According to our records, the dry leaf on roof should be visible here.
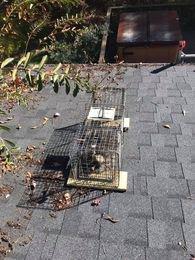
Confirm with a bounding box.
[0,185,13,198]
[30,125,38,129]
[54,192,72,210]
[16,124,21,129]
[0,244,11,256]
[42,117,49,125]
[53,112,60,118]
[102,213,119,224]
[163,124,171,129]
[49,212,57,218]
[182,109,186,116]
[7,220,22,229]
[178,241,187,251]
[91,198,100,207]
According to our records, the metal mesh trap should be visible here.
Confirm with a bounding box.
[67,87,127,190]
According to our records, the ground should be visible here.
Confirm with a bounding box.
[0,63,195,260]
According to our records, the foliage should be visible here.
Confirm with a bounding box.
[48,24,104,63]
[0,109,18,165]
[0,0,85,60]
[0,53,91,96]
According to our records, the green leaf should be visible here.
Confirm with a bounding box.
[59,75,64,86]
[53,63,62,74]
[53,81,59,93]
[73,83,79,97]
[0,109,6,115]
[65,78,70,95]
[26,70,33,86]
[64,65,70,74]
[17,56,26,68]
[38,55,48,71]
[4,139,15,147]
[24,52,31,68]
[37,74,43,91]
[53,74,59,83]
[1,58,14,69]
[0,125,10,131]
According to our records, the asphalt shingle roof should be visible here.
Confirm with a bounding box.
[0,63,195,260]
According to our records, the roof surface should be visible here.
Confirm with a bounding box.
[0,63,195,260]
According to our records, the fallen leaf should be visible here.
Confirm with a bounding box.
[163,124,171,129]
[102,213,119,223]
[6,117,13,121]
[0,244,10,256]
[30,125,38,129]
[177,241,187,251]
[0,185,13,198]
[53,112,60,118]
[49,212,57,218]
[182,109,186,116]
[91,198,100,207]
[26,145,36,152]
[1,234,9,242]
[42,117,49,125]
[7,220,21,229]
[16,124,21,130]
[54,192,72,210]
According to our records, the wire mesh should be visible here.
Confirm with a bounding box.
[69,87,126,187]
[86,87,125,121]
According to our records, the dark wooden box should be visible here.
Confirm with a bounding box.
[117,10,183,63]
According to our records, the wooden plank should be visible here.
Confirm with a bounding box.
[99,7,112,63]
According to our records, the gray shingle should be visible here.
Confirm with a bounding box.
[147,177,189,198]
[157,147,177,162]
[40,234,58,260]
[182,163,195,180]
[139,112,155,122]
[148,220,185,250]
[138,88,156,97]
[100,216,147,247]
[151,134,164,147]
[109,193,152,219]
[152,197,184,222]
[52,236,99,260]
[138,133,151,146]
[133,176,148,196]
[146,248,189,260]
[124,144,140,160]
[188,180,195,197]
[154,161,184,179]
[171,104,183,113]
[25,231,47,260]
[175,147,191,163]
[140,103,157,113]
[126,159,155,176]
[127,88,138,96]
[167,89,181,97]
[176,82,192,90]
[163,97,187,105]
[138,122,158,134]
[140,146,157,161]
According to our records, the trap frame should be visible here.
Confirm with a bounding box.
[67,86,128,191]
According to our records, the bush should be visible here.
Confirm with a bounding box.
[48,25,104,63]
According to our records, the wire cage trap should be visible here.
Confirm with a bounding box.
[85,87,126,128]
[67,86,128,191]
